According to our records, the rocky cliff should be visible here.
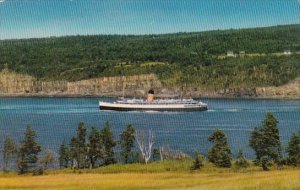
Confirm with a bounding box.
[0,69,299,99]
[0,69,162,97]
[256,77,300,98]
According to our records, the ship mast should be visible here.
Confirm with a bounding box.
[120,69,125,98]
[180,76,183,100]
[122,80,125,98]
[187,74,191,98]
[180,73,191,99]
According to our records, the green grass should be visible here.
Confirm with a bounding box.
[42,159,297,175]
[0,160,299,190]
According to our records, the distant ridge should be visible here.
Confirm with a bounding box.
[0,24,299,41]
[0,24,299,94]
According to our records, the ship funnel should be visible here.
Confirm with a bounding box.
[147,89,154,102]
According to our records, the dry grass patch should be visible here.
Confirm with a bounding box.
[0,169,299,190]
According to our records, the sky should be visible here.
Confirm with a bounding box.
[0,0,299,39]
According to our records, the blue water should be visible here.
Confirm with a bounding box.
[0,97,299,160]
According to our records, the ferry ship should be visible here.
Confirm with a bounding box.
[99,90,207,112]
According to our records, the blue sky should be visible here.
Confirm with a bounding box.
[0,0,299,39]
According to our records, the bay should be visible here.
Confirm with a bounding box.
[0,97,299,159]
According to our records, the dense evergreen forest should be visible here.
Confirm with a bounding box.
[0,24,299,89]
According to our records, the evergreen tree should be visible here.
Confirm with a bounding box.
[69,137,78,169]
[207,129,232,168]
[87,126,102,168]
[77,122,87,168]
[261,156,271,171]
[249,112,281,167]
[191,152,205,170]
[71,122,88,169]
[2,136,17,172]
[120,124,135,164]
[286,132,300,166]
[59,141,70,168]
[234,149,249,169]
[100,122,116,165]
[18,126,41,174]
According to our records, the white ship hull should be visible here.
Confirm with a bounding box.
[99,100,208,112]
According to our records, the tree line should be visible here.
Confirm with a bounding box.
[1,112,300,174]
[0,24,299,89]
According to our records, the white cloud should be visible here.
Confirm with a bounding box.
[0,0,6,3]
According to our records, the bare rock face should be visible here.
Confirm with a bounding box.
[66,74,162,96]
[0,69,299,99]
[257,77,300,98]
[0,69,34,94]
[0,70,162,97]
[217,88,257,97]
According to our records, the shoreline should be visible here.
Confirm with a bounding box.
[1,93,299,100]
[1,70,299,100]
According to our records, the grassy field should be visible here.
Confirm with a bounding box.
[0,160,299,190]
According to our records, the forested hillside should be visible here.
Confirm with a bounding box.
[0,24,299,90]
